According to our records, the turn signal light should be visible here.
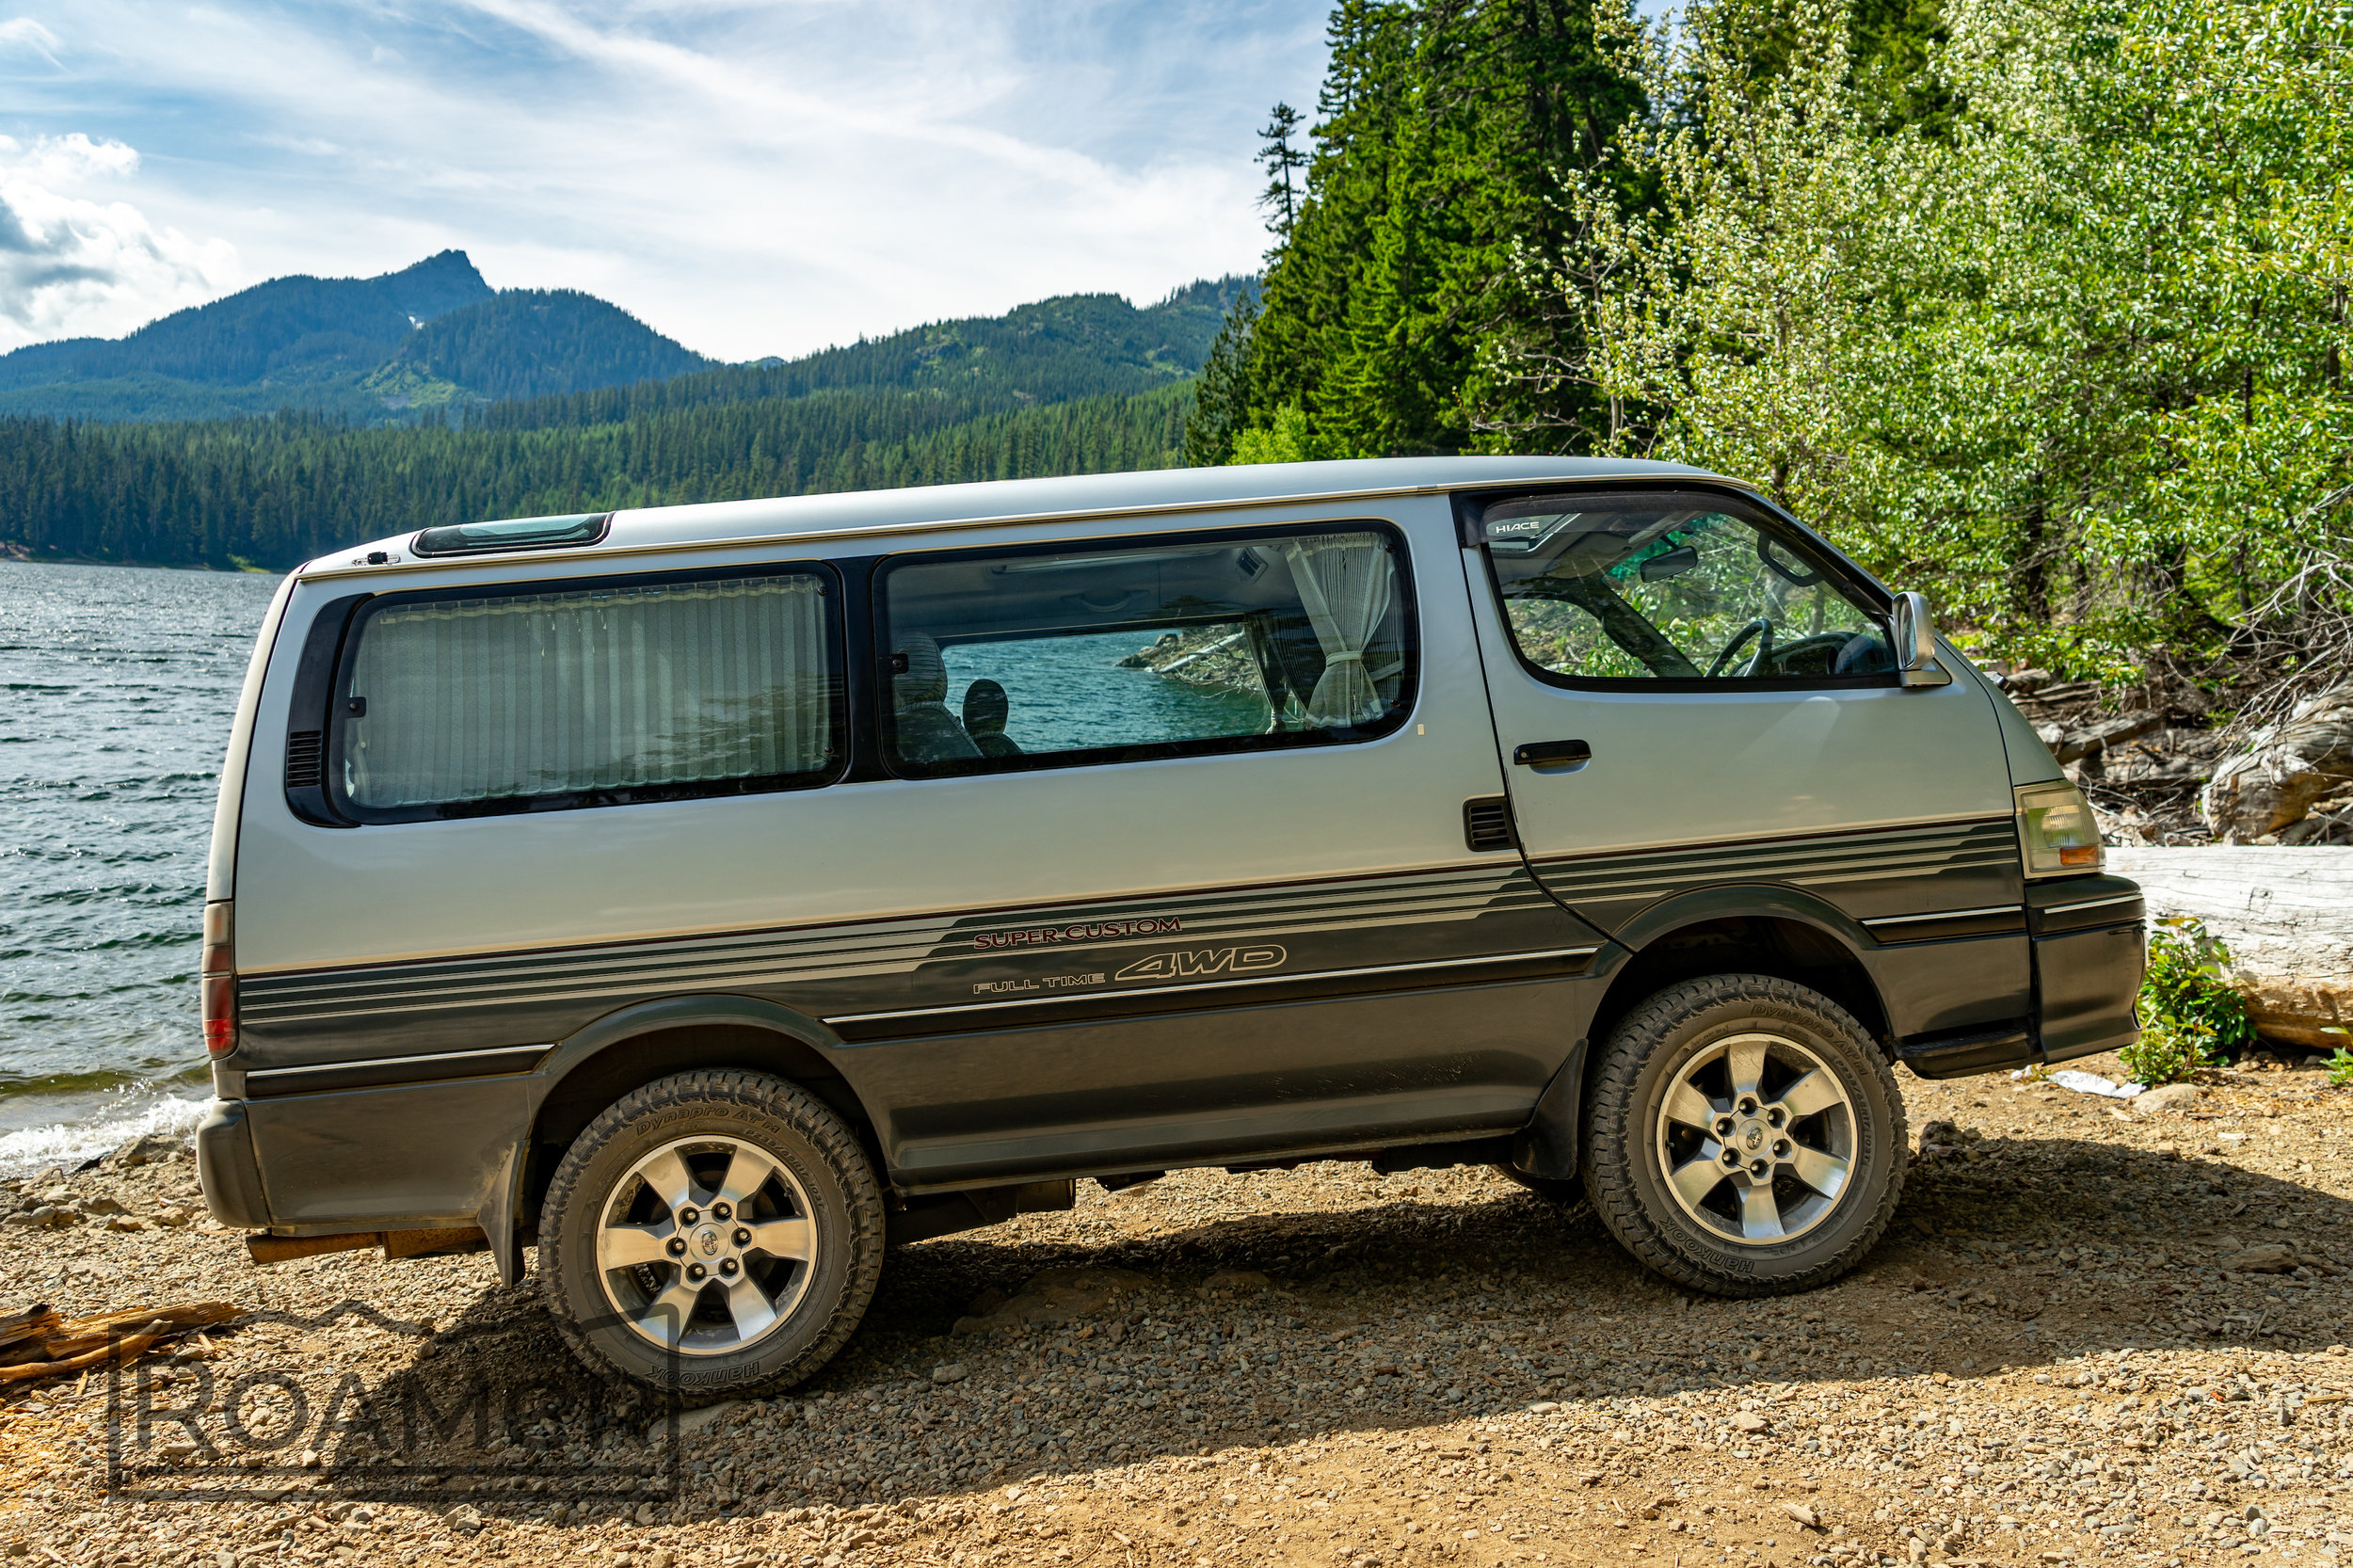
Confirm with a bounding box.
[201,902,236,1057]
[2016,781,2104,876]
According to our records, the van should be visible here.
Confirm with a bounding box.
[196,457,2143,1395]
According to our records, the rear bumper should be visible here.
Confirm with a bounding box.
[196,1099,271,1228]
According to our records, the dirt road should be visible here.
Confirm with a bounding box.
[2,1054,2347,1568]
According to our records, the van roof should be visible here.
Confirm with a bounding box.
[302,454,1732,581]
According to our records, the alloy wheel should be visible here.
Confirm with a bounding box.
[1653,1032,1855,1244]
[595,1135,816,1354]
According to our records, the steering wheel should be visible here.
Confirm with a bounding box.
[1705,617,1776,679]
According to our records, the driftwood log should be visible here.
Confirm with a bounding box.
[2108,846,2353,1049]
[0,1301,239,1384]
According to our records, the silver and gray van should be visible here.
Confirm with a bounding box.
[196,457,2143,1395]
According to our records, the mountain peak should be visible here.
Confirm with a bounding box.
[380,250,492,321]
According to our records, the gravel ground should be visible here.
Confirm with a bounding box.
[2,1053,2350,1568]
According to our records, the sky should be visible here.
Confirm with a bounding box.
[0,1,1331,361]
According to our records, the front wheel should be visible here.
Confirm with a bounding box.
[1582,974,1905,1297]
[538,1069,884,1397]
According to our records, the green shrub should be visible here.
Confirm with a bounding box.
[2327,1047,2353,1088]
[2123,917,2255,1085]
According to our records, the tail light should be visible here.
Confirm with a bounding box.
[201,902,237,1057]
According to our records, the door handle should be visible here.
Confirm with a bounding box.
[1513,739,1592,767]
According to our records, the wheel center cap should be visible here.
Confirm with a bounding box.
[1743,1124,1766,1152]
[695,1225,723,1257]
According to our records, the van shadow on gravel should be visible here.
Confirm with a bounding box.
[268,1135,2348,1524]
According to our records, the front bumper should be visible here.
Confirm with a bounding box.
[2029,873,2147,1064]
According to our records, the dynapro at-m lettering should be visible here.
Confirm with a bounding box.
[972,917,1181,952]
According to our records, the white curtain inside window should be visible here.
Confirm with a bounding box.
[344,574,830,809]
[1282,534,1396,727]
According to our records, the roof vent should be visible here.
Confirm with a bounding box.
[284,730,325,790]
[1463,796,1518,853]
[411,512,610,557]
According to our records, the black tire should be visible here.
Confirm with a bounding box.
[538,1069,883,1398]
[1581,974,1904,1297]
[1489,1163,1594,1221]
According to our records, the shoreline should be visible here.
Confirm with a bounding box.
[0,550,280,574]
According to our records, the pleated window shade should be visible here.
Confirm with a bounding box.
[344,573,834,810]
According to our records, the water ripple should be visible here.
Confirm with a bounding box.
[0,561,278,1166]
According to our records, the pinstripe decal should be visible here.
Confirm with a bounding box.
[237,862,1556,1030]
[1529,818,2016,909]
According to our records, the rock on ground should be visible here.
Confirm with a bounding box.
[2201,691,2353,842]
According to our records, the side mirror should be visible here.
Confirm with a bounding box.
[1892,591,1950,688]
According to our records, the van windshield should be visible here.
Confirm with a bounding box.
[1477,492,1893,684]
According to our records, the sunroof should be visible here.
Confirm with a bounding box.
[411,512,611,557]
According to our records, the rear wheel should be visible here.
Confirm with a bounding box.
[538,1069,883,1397]
[1581,974,1904,1296]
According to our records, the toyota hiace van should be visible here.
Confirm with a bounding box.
[197,457,2143,1395]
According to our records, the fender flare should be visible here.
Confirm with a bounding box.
[1513,883,1888,1181]
[1606,882,1881,961]
[529,993,846,1097]
[483,995,861,1285]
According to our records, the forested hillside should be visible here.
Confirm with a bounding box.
[0,280,1245,569]
[480,280,1247,433]
[0,251,715,424]
[373,289,714,406]
[1190,0,2353,711]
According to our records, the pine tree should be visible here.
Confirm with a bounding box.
[1181,295,1262,466]
[1257,104,1309,238]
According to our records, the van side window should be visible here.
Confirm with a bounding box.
[332,569,842,820]
[1474,491,1895,687]
[876,524,1415,776]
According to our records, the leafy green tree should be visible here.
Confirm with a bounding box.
[1544,0,2353,680]
[1182,292,1263,467]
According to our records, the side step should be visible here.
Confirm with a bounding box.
[247,1225,489,1266]
[886,1180,1076,1247]
[1895,1025,2036,1080]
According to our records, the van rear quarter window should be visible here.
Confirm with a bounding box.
[326,568,844,821]
[874,522,1417,777]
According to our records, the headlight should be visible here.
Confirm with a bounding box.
[2016,780,2103,875]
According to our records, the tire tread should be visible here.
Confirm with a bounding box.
[536,1068,884,1398]
[1581,973,1906,1299]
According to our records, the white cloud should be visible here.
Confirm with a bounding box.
[0,134,242,349]
[0,17,61,64]
[0,0,1324,360]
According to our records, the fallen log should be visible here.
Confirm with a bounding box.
[2107,846,2353,1049]
[0,1304,60,1354]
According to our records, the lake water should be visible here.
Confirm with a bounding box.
[940,630,1270,754]
[0,560,280,1172]
[0,564,1273,1175]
